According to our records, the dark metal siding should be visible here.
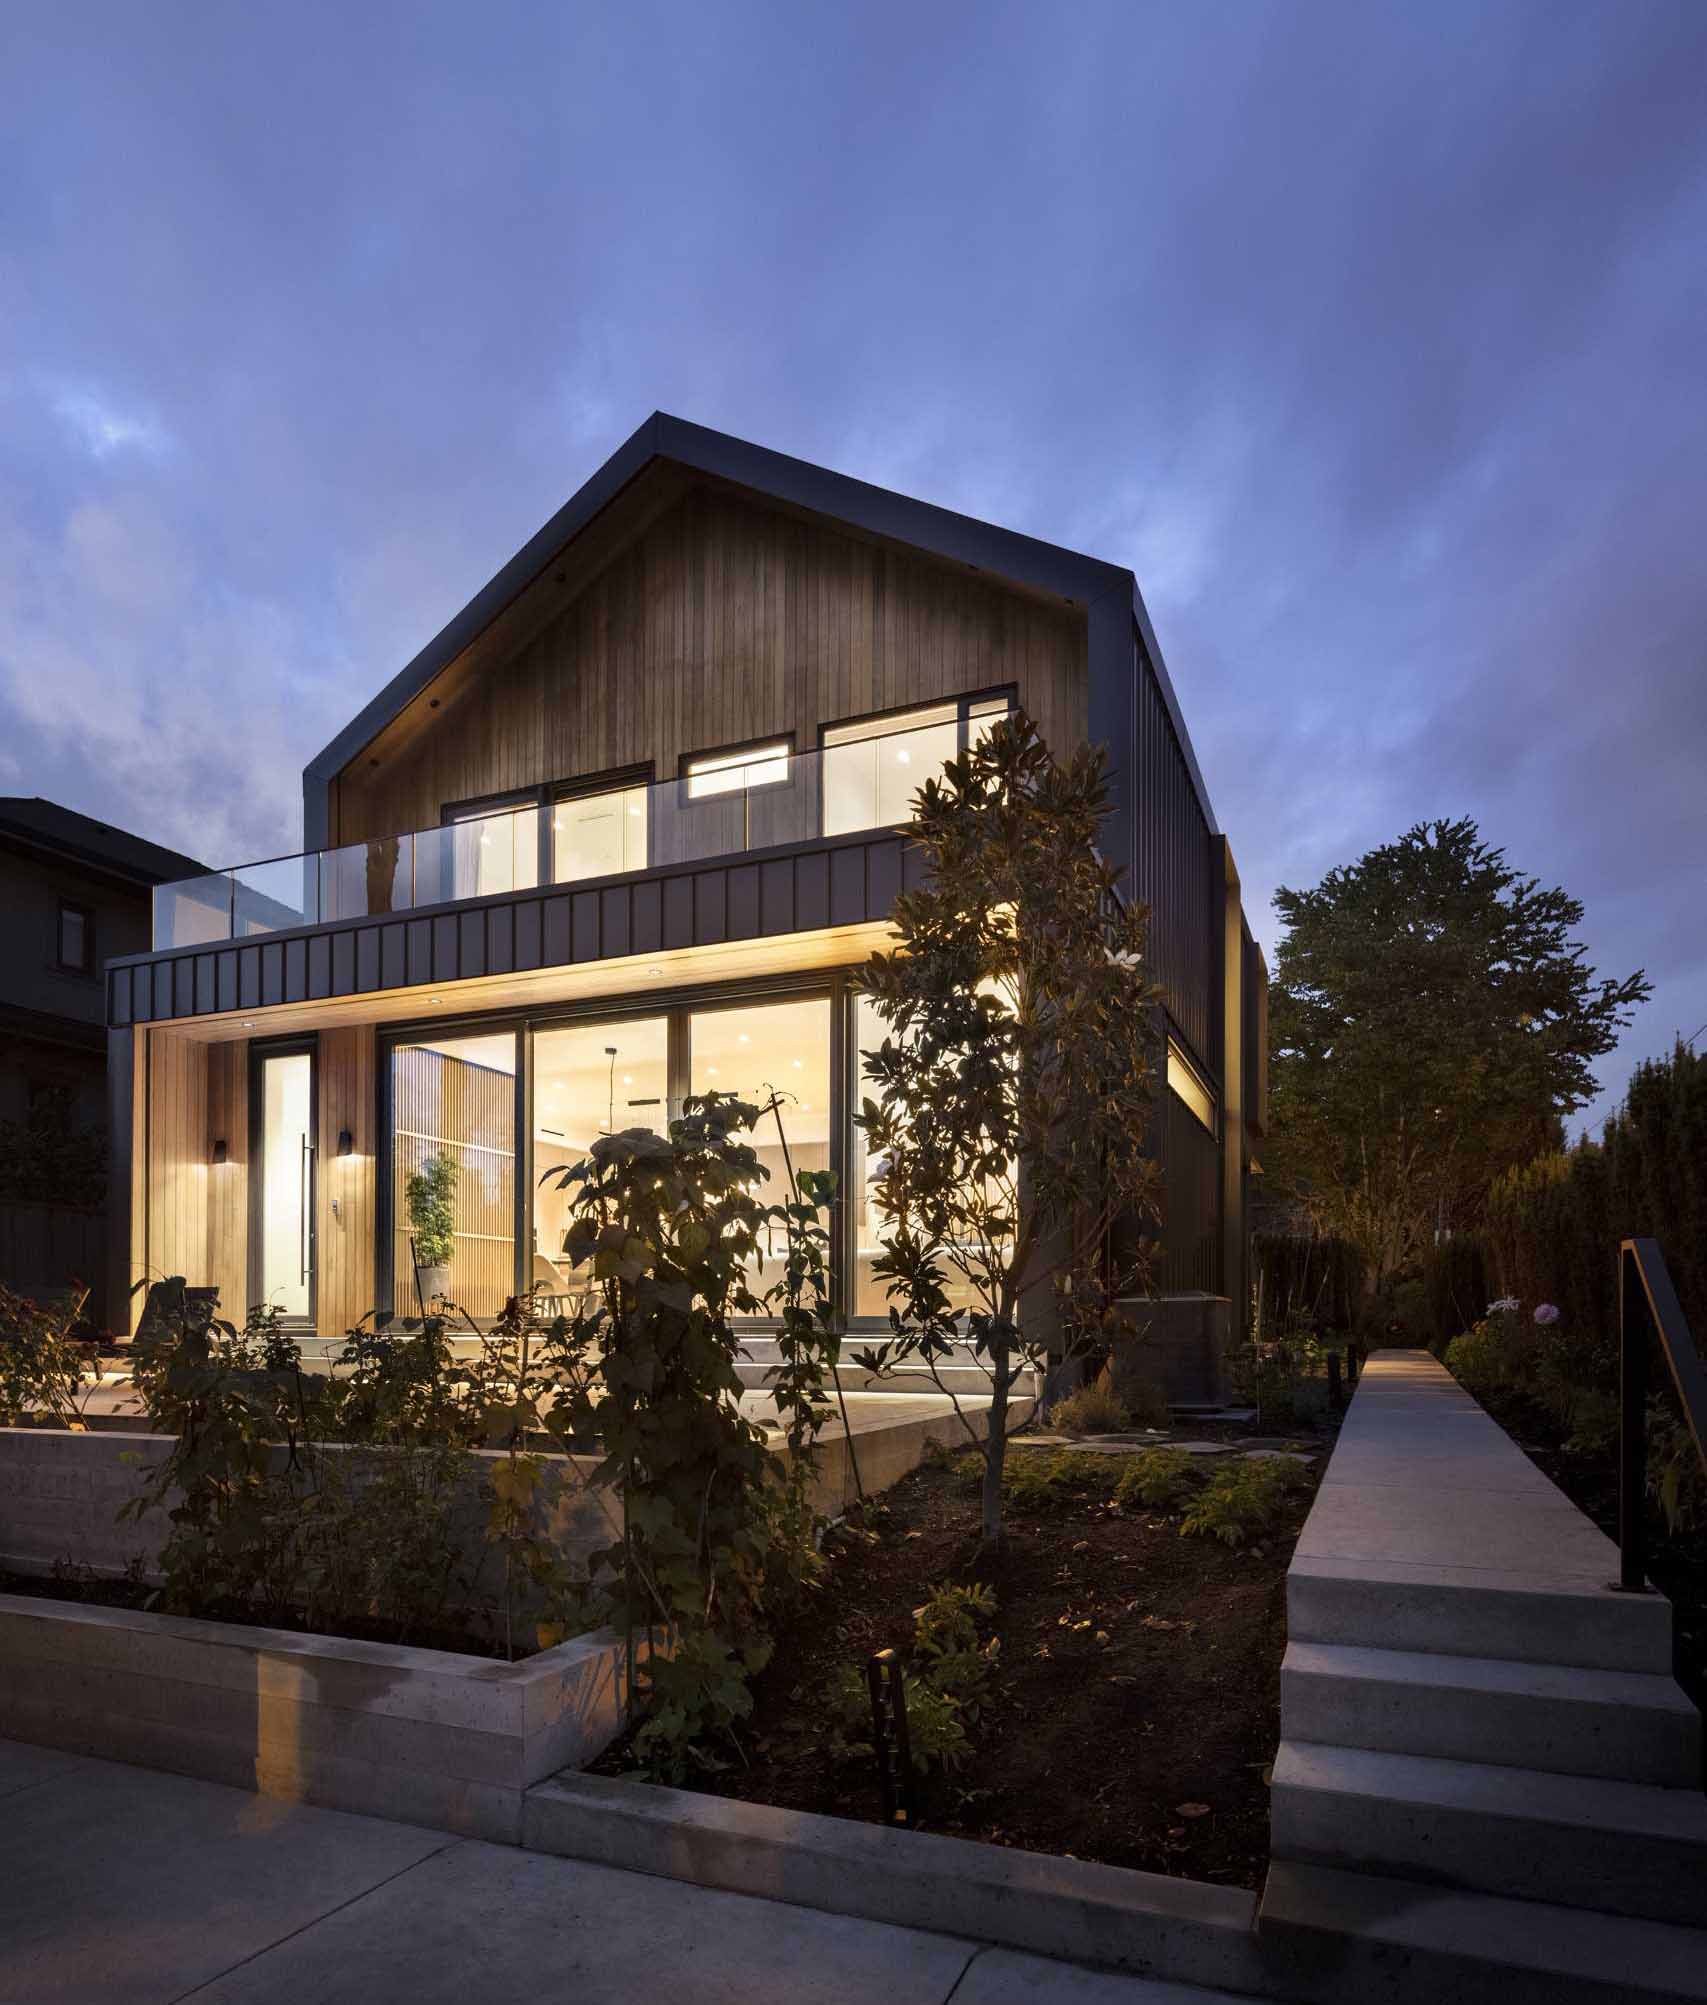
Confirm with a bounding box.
[107,831,906,1030]
[1130,641,1219,1081]
[1156,1086,1223,1294]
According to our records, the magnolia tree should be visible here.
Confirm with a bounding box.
[851,712,1161,1556]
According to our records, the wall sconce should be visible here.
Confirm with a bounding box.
[336,1128,354,1157]
[211,1139,228,1166]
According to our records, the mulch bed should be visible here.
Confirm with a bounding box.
[680,1428,1332,1889]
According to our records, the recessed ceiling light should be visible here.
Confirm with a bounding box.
[707,1065,719,1076]
[792,1059,802,1069]
[738,1032,750,1044]
[646,967,665,979]
[622,1074,633,1085]
[242,1020,255,1029]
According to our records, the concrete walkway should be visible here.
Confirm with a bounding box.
[0,1739,1258,2005]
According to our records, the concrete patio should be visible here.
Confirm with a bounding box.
[0,1737,1256,2005]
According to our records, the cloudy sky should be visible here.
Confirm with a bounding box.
[3,2,1703,1126]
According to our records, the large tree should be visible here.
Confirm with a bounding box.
[851,712,1161,1557]
[1266,817,1648,1289]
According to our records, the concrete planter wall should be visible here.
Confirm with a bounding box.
[0,1427,620,1605]
[0,1592,638,1841]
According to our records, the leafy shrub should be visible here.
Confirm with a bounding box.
[1049,1366,1128,1437]
[912,1580,1000,1720]
[1115,1447,1200,1512]
[1179,1456,1310,1548]
[1003,1448,1118,1510]
[0,1282,92,1426]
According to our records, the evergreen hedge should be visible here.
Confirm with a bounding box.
[1253,1231,1365,1335]
[1484,1040,1707,1371]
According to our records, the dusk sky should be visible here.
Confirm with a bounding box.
[3,3,1703,1128]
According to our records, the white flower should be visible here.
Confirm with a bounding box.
[1533,1303,1561,1326]
[1487,1297,1520,1315]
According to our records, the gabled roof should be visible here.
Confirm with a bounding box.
[0,797,208,886]
[302,412,1216,845]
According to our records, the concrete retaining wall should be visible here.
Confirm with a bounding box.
[0,1428,620,1606]
[0,1594,637,1842]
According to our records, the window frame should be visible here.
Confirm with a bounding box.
[247,1035,320,1329]
[678,733,796,799]
[55,899,95,976]
[547,761,654,884]
[816,688,1016,837]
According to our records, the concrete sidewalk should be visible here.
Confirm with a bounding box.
[0,1739,1257,2005]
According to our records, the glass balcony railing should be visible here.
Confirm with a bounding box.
[152,707,1004,951]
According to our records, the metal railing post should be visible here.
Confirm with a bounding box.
[1616,1243,1649,1593]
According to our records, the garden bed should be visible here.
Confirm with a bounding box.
[597,1424,1333,1890]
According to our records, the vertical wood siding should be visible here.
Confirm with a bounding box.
[144,1034,208,1291]
[331,485,1087,844]
[205,1041,248,1315]
[316,1026,376,1336]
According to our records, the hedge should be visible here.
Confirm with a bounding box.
[1484,1039,1707,1371]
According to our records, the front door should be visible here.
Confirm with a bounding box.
[252,1044,316,1324]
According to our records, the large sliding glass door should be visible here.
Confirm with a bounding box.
[690,997,833,1306]
[531,1015,670,1312]
[389,1030,518,1319]
[252,1044,316,1324]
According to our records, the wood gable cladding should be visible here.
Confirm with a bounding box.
[328,483,1088,845]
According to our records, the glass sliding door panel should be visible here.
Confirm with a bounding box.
[689,997,831,1309]
[531,1015,670,1308]
[552,785,648,883]
[850,992,998,1321]
[390,1031,517,1320]
[256,1050,314,1322]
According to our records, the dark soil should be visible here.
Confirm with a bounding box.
[684,1432,1331,1889]
[1457,1380,1707,1715]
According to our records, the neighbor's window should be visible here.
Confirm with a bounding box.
[821,695,1010,838]
[552,782,648,884]
[56,901,93,973]
[1167,1039,1217,1135]
[684,741,790,799]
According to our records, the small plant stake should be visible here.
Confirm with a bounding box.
[866,1648,917,1826]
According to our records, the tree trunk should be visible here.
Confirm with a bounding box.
[980,1341,1009,1556]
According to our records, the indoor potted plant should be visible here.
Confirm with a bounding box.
[404,1150,458,1307]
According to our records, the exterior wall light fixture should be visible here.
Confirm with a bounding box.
[337,1128,354,1157]
[212,1139,229,1166]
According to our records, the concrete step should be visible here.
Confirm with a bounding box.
[1288,1552,1674,1673]
[1271,1739,1707,1927]
[1259,1859,1707,2005]
[1282,1640,1702,1786]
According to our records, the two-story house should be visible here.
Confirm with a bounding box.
[103,415,1265,1394]
[0,797,205,1305]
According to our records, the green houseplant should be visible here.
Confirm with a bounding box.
[405,1151,459,1305]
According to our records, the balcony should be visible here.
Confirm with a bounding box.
[152,708,992,952]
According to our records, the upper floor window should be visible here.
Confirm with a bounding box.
[1167,1038,1217,1135]
[821,694,1010,838]
[56,901,93,974]
[553,779,649,883]
[442,796,540,901]
[684,741,791,799]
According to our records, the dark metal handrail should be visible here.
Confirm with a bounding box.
[1615,1237,1707,1593]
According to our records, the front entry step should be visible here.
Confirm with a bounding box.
[1259,1859,1707,2005]
[1282,1639,1701,1785]
[1271,1739,1707,1927]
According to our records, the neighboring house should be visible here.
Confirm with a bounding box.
[102,413,1267,1387]
[0,797,206,1308]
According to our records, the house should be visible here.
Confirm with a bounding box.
[102,414,1266,1391]
[0,798,206,1307]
